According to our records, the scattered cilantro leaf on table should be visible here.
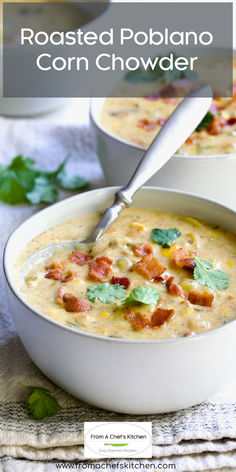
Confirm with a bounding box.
[123,286,160,306]
[0,155,89,205]
[87,283,126,303]
[26,176,58,204]
[195,111,214,132]
[151,228,181,248]
[20,384,60,420]
[193,257,230,291]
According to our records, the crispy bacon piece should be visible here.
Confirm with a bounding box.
[227,117,236,126]
[68,251,91,266]
[132,243,153,257]
[207,117,222,135]
[62,293,90,313]
[88,256,113,282]
[166,276,184,298]
[61,270,76,283]
[124,309,147,330]
[171,248,196,271]
[149,307,175,328]
[137,118,157,132]
[45,268,62,281]
[131,255,166,281]
[46,261,63,270]
[111,276,130,289]
[188,291,214,307]
[45,261,63,280]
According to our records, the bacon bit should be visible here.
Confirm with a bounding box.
[45,268,62,281]
[68,251,91,266]
[227,117,236,126]
[124,309,147,330]
[137,118,157,132]
[61,270,77,283]
[185,136,194,145]
[188,291,214,307]
[207,117,222,135]
[88,256,113,282]
[45,261,63,270]
[171,248,196,271]
[183,330,194,337]
[62,293,90,312]
[132,243,153,257]
[149,307,175,328]
[111,276,130,289]
[166,276,184,298]
[131,255,166,281]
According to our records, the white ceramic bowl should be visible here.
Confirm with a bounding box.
[90,98,236,210]
[3,187,236,414]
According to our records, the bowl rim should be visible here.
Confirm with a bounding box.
[3,185,236,345]
[89,97,236,161]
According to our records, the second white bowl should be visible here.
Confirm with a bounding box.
[90,98,236,210]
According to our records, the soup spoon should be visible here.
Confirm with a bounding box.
[22,85,212,274]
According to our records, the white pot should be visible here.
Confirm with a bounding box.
[90,98,236,210]
[3,187,236,414]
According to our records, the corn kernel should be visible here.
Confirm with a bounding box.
[224,311,229,317]
[130,221,146,230]
[161,244,176,258]
[99,312,110,317]
[190,146,196,153]
[211,231,218,238]
[227,261,233,268]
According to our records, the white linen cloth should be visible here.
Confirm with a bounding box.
[0,98,236,472]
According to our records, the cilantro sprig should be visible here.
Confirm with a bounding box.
[21,384,60,420]
[0,155,89,205]
[195,111,214,132]
[124,53,197,84]
[151,228,181,248]
[193,257,230,291]
[123,286,160,306]
[87,283,126,303]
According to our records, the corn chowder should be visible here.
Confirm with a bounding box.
[100,62,236,156]
[16,208,236,340]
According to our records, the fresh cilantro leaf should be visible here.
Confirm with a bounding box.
[26,176,58,204]
[196,111,214,132]
[0,155,37,204]
[0,155,89,205]
[87,283,126,303]
[151,228,181,248]
[193,257,230,291]
[124,53,197,84]
[123,286,160,306]
[20,384,60,420]
[57,168,89,191]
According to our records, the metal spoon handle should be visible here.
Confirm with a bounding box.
[85,85,212,243]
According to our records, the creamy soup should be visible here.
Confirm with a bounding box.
[17,208,236,340]
[101,62,236,156]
